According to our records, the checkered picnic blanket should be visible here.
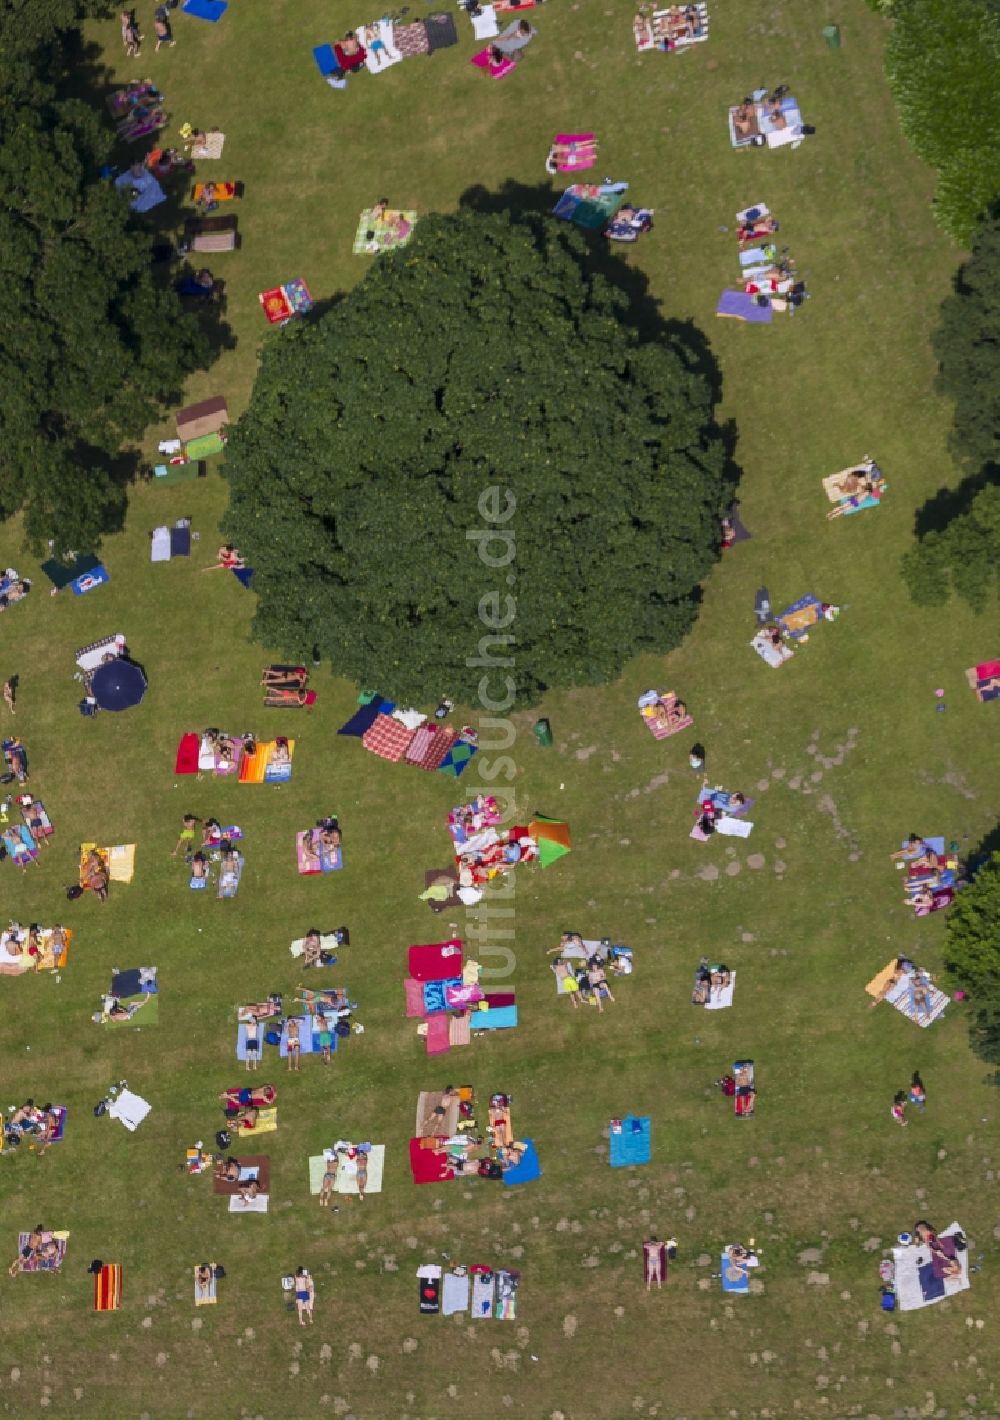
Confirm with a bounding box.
[362,713,415,762]
[405,723,456,770]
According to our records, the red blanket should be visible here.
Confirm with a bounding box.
[175,733,199,775]
[409,1136,455,1184]
[408,940,463,981]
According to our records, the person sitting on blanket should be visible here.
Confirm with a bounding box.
[606,205,653,242]
[914,1221,963,1279]
[334,31,367,73]
[270,737,291,766]
[238,1178,261,1205]
[8,1225,53,1277]
[301,930,325,969]
[732,100,756,137]
[318,818,340,849]
[202,545,244,573]
[587,961,615,1011]
[214,1157,241,1184]
[81,850,109,901]
[100,993,152,1023]
[898,835,939,873]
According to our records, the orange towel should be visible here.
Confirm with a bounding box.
[192,182,237,203]
[94,1263,122,1311]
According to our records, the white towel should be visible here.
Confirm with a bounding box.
[151,526,171,563]
[472,4,499,39]
[715,815,753,838]
[229,1192,269,1213]
[108,1089,151,1132]
[442,1269,471,1315]
[705,970,736,1010]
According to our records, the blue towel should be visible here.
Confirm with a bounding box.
[423,978,461,1014]
[720,1251,750,1293]
[279,1016,315,1057]
[502,1139,541,1187]
[474,1005,517,1030]
[338,699,394,737]
[182,0,228,19]
[70,564,110,596]
[609,1115,651,1167]
[313,43,338,76]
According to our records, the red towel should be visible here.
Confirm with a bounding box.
[94,1263,123,1311]
[484,992,516,1008]
[976,660,1000,680]
[408,940,463,981]
[175,733,199,775]
[409,1136,455,1184]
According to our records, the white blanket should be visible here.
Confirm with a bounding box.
[360,20,404,73]
[705,970,736,1010]
[716,815,753,838]
[893,1223,969,1311]
[150,527,171,563]
[108,1088,151,1132]
[442,1269,471,1315]
[472,4,499,38]
[229,1192,269,1213]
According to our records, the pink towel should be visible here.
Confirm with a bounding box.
[449,1013,472,1047]
[471,46,515,78]
[404,978,424,1018]
[425,1014,451,1054]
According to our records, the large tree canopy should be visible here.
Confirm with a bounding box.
[223,209,728,707]
[944,850,1000,1066]
[879,0,1000,243]
[0,3,209,550]
[902,215,1000,611]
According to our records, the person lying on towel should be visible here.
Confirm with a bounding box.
[606,205,653,242]
[738,216,779,243]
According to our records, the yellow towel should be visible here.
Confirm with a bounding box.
[108,844,136,883]
[238,1107,277,1136]
[865,961,897,999]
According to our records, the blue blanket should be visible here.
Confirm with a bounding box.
[182,0,228,19]
[609,1115,651,1167]
[502,1139,541,1187]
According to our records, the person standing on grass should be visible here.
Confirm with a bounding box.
[172,813,201,857]
[891,1091,908,1127]
[909,1072,926,1110]
[3,678,15,715]
[154,13,175,50]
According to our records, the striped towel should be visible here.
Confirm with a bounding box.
[94,1263,122,1311]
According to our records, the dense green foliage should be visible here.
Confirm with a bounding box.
[882,0,1000,243]
[0,0,208,551]
[223,210,728,707]
[902,217,1000,610]
[933,214,1000,472]
[944,851,1000,1065]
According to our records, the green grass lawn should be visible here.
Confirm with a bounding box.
[2,1,999,1416]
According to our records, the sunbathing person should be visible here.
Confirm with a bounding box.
[270,737,291,766]
[891,833,930,863]
[221,1085,276,1113]
[766,96,787,129]
[103,993,152,1023]
[237,1178,261,1205]
[244,1016,260,1071]
[195,1264,214,1300]
[827,478,877,519]
[732,101,756,137]
[81,850,109,900]
[190,852,209,883]
[218,850,241,893]
[587,962,615,1012]
[287,1017,301,1071]
[738,216,779,242]
[300,931,324,969]
[202,545,244,573]
[868,954,917,1007]
[356,1148,369,1203]
[261,666,308,687]
[319,1153,339,1206]
[8,1225,48,1277]
[265,687,315,708]
[553,959,581,1007]
[214,1157,241,1184]
[196,182,219,215]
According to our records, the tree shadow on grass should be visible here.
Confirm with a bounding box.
[458,178,741,501]
[912,466,1000,539]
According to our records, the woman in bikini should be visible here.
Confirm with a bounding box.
[294,1268,315,1326]
[319,1154,339,1206]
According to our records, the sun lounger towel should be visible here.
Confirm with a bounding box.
[418,1264,442,1313]
[229,1191,268,1213]
[182,0,228,19]
[892,1222,969,1310]
[471,1268,495,1317]
[107,1088,151,1132]
[471,45,514,77]
[721,1249,754,1293]
[17,1232,68,1273]
[495,1268,520,1319]
[409,1137,455,1184]
[472,1005,517,1030]
[502,1139,541,1186]
[609,1115,651,1167]
[409,940,463,981]
[194,1265,217,1305]
[362,713,415,760]
[717,290,773,323]
[425,1014,451,1054]
[442,1268,471,1315]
